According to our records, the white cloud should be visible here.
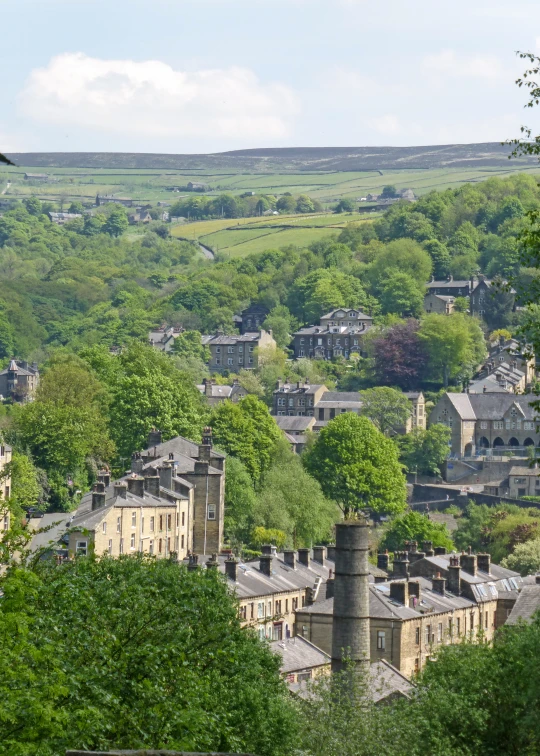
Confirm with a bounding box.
[18,53,299,141]
[423,49,503,79]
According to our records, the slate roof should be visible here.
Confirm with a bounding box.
[427,279,470,289]
[370,660,414,702]
[275,416,316,432]
[270,636,330,674]
[0,361,36,377]
[196,384,235,399]
[221,554,332,600]
[446,392,538,420]
[202,333,263,345]
[274,383,325,396]
[509,465,539,477]
[506,585,540,624]
[142,435,225,461]
[467,375,514,394]
[319,391,362,403]
[320,308,373,321]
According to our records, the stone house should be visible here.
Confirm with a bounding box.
[234,304,269,334]
[467,362,527,394]
[423,293,455,315]
[479,337,536,387]
[202,329,276,373]
[506,580,540,625]
[429,392,540,456]
[220,545,386,642]
[48,212,83,225]
[0,360,39,401]
[270,636,330,691]
[426,276,473,298]
[196,378,248,406]
[274,415,316,436]
[149,324,185,353]
[401,392,426,432]
[273,381,327,416]
[69,429,225,558]
[469,275,516,319]
[296,549,521,677]
[507,465,540,498]
[293,308,374,360]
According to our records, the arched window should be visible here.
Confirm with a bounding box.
[478,437,490,448]
[464,443,473,456]
[508,437,520,447]
[524,437,535,447]
[493,437,505,448]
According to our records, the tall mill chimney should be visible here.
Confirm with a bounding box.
[331,518,370,675]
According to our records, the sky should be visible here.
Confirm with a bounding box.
[2,0,540,154]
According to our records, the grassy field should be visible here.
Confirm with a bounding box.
[4,163,540,208]
[171,212,366,257]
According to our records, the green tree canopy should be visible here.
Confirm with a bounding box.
[0,556,296,756]
[418,312,486,386]
[398,424,451,476]
[379,510,454,552]
[359,387,411,436]
[210,395,282,485]
[303,413,407,516]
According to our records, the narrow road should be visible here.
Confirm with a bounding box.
[1,181,11,195]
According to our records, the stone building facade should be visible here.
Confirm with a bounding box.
[202,329,276,373]
[429,392,540,456]
[292,308,373,360]
[69,429,225,558]
[0,360,39,401]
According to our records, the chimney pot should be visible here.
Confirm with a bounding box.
[432,573,447,595]
[147,428,162,448]
[187,554,199,571]
[206,554,219,571]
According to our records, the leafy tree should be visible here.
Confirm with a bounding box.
[399,424,451,476]
[296,194,315,213]
[12,355,114,509]
[368,238,433,286]
[103,205,129,237]
[255,451,339,547]
[7,452,42,512]
[375,271,424,317]
[502,538,540,575]
[289,269,375,324]
[262,305,297,350]
[379,510,454,552]
[210,395,282,485]
[371,319,427,390]
[381,185,398,199]
[0,556,297,756]
[276,195,296,213]
[418,313,486,386]
[106,343,207,458]
[22,196,42,216]
[453,296,469,313]
[335,198,355,213]
[303,414,407,516]
[223,456,258,546]
[423,239,451,278]
[359,387,411,436]
[480,279,515,329]
[68,201,85,214]
[251,526,288,550]
[171,329,209,361]
[0,313,14,358]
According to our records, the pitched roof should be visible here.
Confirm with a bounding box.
[468,393,537,420]
[270,636,330,674]
[369,660,414,702]
[275,416,316,432]
[426,280,470,289]
[142,435,225,461]
[319,391,362,403]
[447,393,476,420]
[509,466,539,477]
[202,332,266,345]
[506,585,540,624]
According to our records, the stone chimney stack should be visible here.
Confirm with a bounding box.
[224,557,238,582]
[298,548,310,568]
[460,551,477,577]
[157,463,173,491]
[422,541,434,557]
[283,550,296,569]
[326,570,334,599]
[432,572,447,595]
[131,452,144,474]
[261,544,273,555]
[97,469,110,488]
[199,426,213,462]
[148,428,162,448]
[448,555,461,595]
[313,545,326,565]
[390,581,409,605]
[144,475,160,497]
[331,518,370,675]
[377,551,389,572]
[477,553,491,574]
[259,554,273,577]
[113,482,128,499]
[392,551,410,578]
[434,546,447,555]
[91,486,106,511]
[187,554,199,571]
[126,475,145,498]
[326,545,336,562]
